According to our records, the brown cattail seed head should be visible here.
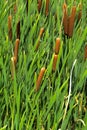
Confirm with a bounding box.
[11,57,16,79]
[78,3,82,21]
[39,27,44,37]
[63,3,68,35]
[55,38,60,54]
[36,67,46,91]
[52,54,58,71]
[14,39,20,63]
[45,0,49,16]
[13,4,17,14]
[84,44,87,60]
[16,20,20,39]
[38,0,42,12]
[8,15,12,40]
[68,6,76,37]
[35,27,44,51]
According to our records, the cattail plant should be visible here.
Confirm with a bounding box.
[14,39,20,64]
[36,67,46,91]
[10,56,16,79]
[16,20,20,39]
[84,44,87,60]
[68,6,76,37]
[35,27,44,50]
[45,0,50,16]
[52,54,58,71]
[38,0,42,12]
[63,3,68,35]
[63,3,76,37]
[55,38,60,55]
[8,15,12,40]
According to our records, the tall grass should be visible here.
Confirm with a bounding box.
[0,0,87,129]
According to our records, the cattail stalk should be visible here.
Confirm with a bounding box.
[16,20,20,39]
[55,38,60,54]
[8,15,12,40]
[68,6,76,37]
[63,3,68,35]
[38,0,42,12]
[36,67,45,91]
[84,44,87,60]
[52,54,58,71]
[45,0,49,16]
[14,39,20,63]
[11,57,16,79]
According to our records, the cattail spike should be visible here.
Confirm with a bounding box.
[36,67,45,91]
[13,3,17,14]
[38,0,42,12]
[8,15,12,40]
[78,3,82,21]
[35,27,44,50]
[39,27,44,37]
[63,3,68,35]
[68,6,76,37]
[45,0,49,16]
[55,38,60,55]
[14,39,20,63]
[52,54,58,71]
